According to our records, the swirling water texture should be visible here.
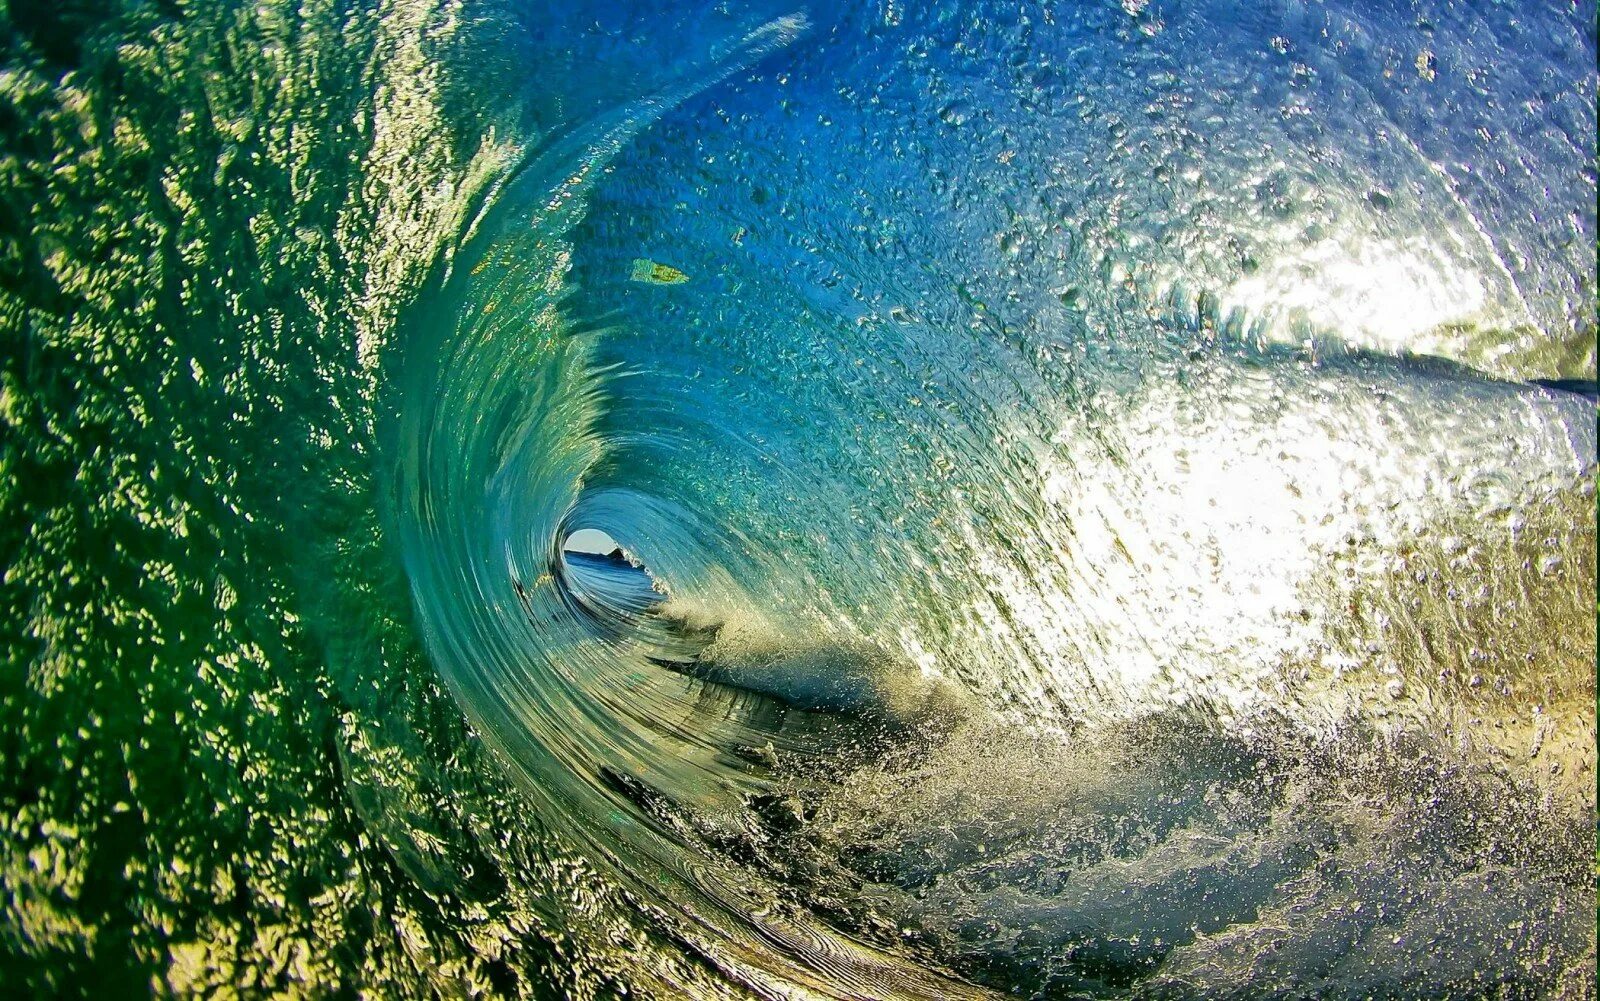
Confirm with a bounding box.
[1,0,1595,998]
[0,1,764,996]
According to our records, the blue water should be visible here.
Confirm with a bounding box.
[558,551,663,623]
[2,0,1595,996]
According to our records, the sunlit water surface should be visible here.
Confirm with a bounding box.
[1,0,1594,997]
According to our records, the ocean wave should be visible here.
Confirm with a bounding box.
[2,0,1594,996]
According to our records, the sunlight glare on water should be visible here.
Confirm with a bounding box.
[0,0,1593,997]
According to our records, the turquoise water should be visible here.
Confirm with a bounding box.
[1,1,1595,997]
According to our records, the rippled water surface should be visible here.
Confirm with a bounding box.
[1,1,1595,997]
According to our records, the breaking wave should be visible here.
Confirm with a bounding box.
[2,0,1594,996]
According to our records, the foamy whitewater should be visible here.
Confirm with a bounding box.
[1,1,1594,997]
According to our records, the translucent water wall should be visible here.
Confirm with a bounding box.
[1,0,1593,996]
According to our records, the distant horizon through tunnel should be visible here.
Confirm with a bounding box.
[563,527,625,556]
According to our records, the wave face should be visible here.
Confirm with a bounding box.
[1,0,1595,997]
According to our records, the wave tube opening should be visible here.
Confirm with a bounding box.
[238,1,1600,997]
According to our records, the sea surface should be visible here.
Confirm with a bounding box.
[1,1,1595,998]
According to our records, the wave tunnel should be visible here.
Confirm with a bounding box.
[0,0,1594,997]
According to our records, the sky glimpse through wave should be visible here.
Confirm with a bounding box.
[0,0,1595,998]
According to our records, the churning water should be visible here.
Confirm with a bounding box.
[1,1,1594,997]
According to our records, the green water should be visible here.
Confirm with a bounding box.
[0,2,713,995]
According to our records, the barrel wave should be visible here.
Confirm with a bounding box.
[1,0,1595,998]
